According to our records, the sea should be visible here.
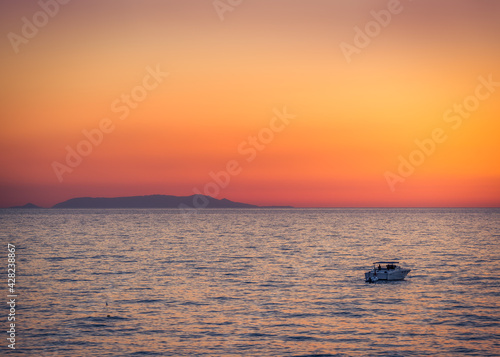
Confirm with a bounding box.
[1,208,499,356]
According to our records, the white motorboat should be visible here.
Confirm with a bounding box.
[365,261,410,283]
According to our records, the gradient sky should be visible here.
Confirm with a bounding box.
[1,0,499,207]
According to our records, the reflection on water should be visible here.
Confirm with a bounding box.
[1,208,499,356]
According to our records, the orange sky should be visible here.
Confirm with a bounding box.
[1,0,499,207]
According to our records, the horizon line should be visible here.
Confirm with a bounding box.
[3,193,500,209]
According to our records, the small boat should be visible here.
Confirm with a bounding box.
[365,261,411,283]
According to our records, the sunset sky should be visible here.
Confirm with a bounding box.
[1,0,499,207]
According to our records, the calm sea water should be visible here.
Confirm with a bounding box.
[1,208,499,356]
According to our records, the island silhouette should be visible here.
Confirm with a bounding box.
[10,194,293,209]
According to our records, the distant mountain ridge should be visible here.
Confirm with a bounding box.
[9,203,41,209]
[50,194,292,209]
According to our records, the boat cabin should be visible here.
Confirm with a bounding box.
[373,261,400,270]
